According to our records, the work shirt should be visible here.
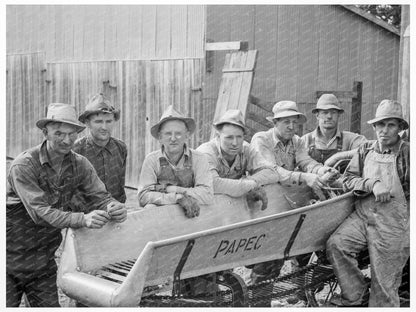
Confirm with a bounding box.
[196,137,254,197]
[342,139,410,200]
[7,141,114,228]
[249,128,323,186]
[73,135,127,203]
[138,145,213,206]
[7,141,114,272]
[302,127,367,152]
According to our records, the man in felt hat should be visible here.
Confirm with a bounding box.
[137,105,213,297]
[196,109,267,209]
[247,100,338,305]
[326,100,409,307]
[73,93,127,206]
[6,103,127,307]
[302,94,367,168]
[138,105,213,216]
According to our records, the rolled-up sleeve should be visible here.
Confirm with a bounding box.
[9,163,85,229]
[342,145,378,193]
[187,152,214,204]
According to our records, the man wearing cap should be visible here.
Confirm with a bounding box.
[73,93,127,207]
[196,109,267,209]
[247,101,337,303]
[302,94,367,168]
[138,105,213,216]
[6,103,127,307]
[326,100,409,307]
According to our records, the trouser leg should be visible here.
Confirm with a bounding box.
[25,261,60,307]
[6,272,24,307]
[367,227,409,307]
[326,211,368,305]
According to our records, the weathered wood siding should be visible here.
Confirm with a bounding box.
[6,5,206,188]
[6,53,205,187]
[6,5,205,61]
[205,5,400,139]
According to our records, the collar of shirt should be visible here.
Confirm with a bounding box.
[315,127,341,148]
[161,144,190,168]
[373,137,402,155]
[86,135,114,156]
[39,140,73,167]
[271,128,294,150]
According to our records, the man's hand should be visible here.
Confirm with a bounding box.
[246,186,268,210]
[107,202,127,223]
[319,169,340,184]
[177,193,200,218]
[317,166,339,177]
[301,173,326,201]
[83,210,110,228]
[373,181,392,203]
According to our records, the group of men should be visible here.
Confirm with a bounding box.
[6,91,409,308]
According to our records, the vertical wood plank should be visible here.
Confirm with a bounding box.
[141,5,157,58]
[156,5,171,59]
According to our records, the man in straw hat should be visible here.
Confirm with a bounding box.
[6,103,127,307]
[137,105,213,296]
[196,109,267,209]
[138,105,213,214]
[302,94,367,168]
[74,93,127,206]
[326,100,409,307]
[247,100,339,305]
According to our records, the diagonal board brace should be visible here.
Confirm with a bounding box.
[172,239,195,297]
[210,50,258,139]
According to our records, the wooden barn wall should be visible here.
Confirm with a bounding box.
[6,53,205,187]
[6,5,205,61]
[205,5,400,139]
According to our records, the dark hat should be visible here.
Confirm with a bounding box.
[266,101,307,124]
[367,99,408,130]
[36,103,85,133]
[78,93,120,123]
[213,109,248,134]
[312,94,344,114]
[150,105,196,139]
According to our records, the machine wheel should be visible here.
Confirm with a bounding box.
[216,271,248,307]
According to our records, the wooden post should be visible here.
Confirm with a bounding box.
[350,81,362,134]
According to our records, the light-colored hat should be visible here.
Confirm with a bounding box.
[213,109,248,134]
[78,93,120,123]
[367,99,408,129]
[266,101,307,124]
[151,105,196,139]
[312,94,344,114]
[36,103,86,133]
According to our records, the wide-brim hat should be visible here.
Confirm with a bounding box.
[150,105,196,139]
[312,93,344,114]
[36,103,86,133]
[79,93,120,123]
[367,99,409,130]
[213,109,248,134]
[266,101,307,124]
